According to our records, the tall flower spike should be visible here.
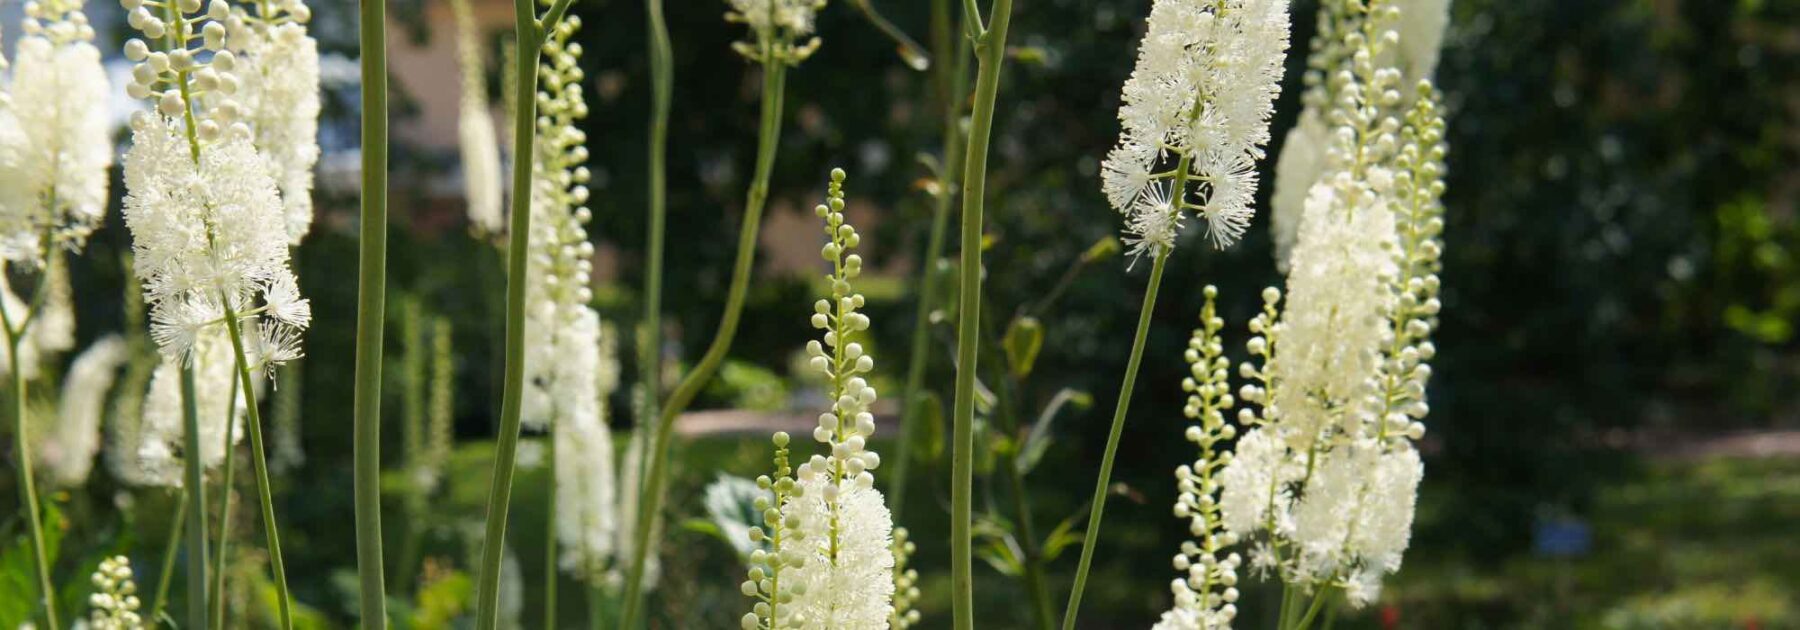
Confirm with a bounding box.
[1100,0,1291,257]
[742,170,895,629]
[120,0,309,371]
[521,15,596,431]
[0,0,112,266]
[554,310,620,580]
[88,555,146,630]
[452,0,504,233]
[1154,286,1245,630]
[221,0,322,243]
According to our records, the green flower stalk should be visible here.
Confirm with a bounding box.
[619,2,823,624]
[355,0,390,621]
[947,0,1015,626]
[470,0,582,625]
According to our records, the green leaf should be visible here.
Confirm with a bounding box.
[1015,388,1093,476]
[1080,236,1122,264]
[1039,511,1088,564]
[971,517,1024,577]
[1002,316,1045,379]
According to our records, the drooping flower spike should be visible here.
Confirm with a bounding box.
[1100,0,1291,257]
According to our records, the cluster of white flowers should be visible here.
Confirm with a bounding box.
[726,0,826,64]
[0,0,113,267]
[119,0,310,393]
[1271,0,1449,268]
[222,0,322,243]
[521,15,597,430]
[1153,287,1245,630]
[451,0,504,233]
[1202,0,1449,611]
[742,169,896,629]
[555,313,622,579]
[88,555,145,630]
[1100,0,1290,258]
[137,331,250,481]
[37,336,129,486]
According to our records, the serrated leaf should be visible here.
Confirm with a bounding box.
[1003,316,1044,379]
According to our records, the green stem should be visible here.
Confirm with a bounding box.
[474,0,571,621]
[619,59,789,629]
[151,488,189,622]
[639,0,671,443]
[994,371,1052,630]
[5,323,59,630]
[950,0,1014,626]
[180,363,209,630]
[210,374,240,628]
[1293,589,1333,630]
[1060,247,1170,630]
[355,0,391,623]
[891,0,969,520]
[220,302,294,629]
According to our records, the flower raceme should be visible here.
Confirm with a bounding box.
[0,0,113,267]
[451,0,504,233]
[727,0,826,64]
[741,170,897,630]
[222,0,322,243]
[1100,0,1291,257]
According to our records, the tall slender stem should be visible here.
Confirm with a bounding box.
[1060,247,1170,629]
[891,0,969,519]
[640,0,671,428]
[219,302,295,629]
[354,0,391,623]
[5,321,59,630]
[151,488,189,622]
[950,0,1015,626]
[180,363,209,630]
[209,374,240,628]
[474,0,567,623]
[619,60,789,629]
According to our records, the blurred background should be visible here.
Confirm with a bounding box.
[3,0,1798,627]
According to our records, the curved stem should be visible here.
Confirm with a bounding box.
[619,60,788,629]
[1293,588,1333,630]
[1060,248,1169,630]
[180,363,209,630]
[220,303,294,629]
[639,0,671,445]
[891,0,969,519]
[209,374,240,628]
[950,0,1014,625]
[355,0,391,623]
[473,0,549,623]
[6,325,59,630]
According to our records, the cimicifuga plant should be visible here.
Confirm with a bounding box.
[739,169,897,630]
[1151,286,1247,629]
[1270,0,1447,268]
[1209,2,1450,623]
[0,0,114,622]
[1063,0,1291,625]
[621,0,826,622]
[88,556,147,630]
[452,0,504,233]
[219,0,321,242]
[118,0,314,622]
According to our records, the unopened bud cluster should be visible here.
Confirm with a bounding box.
[87,555,144,630]
[889,527,921,628]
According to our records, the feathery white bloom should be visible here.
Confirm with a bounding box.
[1217,427,1299,542]
[37,336,129,486]
[138,331,250,478]
[783,473,895,629]
[451,0,504,233]
[0,0,112,266]
[1288,442,1420,581]
[1101,0,1290,257]
[727,0,826,62]
[1392,0,1450,84]
[229,17,321,243]
[554,310,620,579]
